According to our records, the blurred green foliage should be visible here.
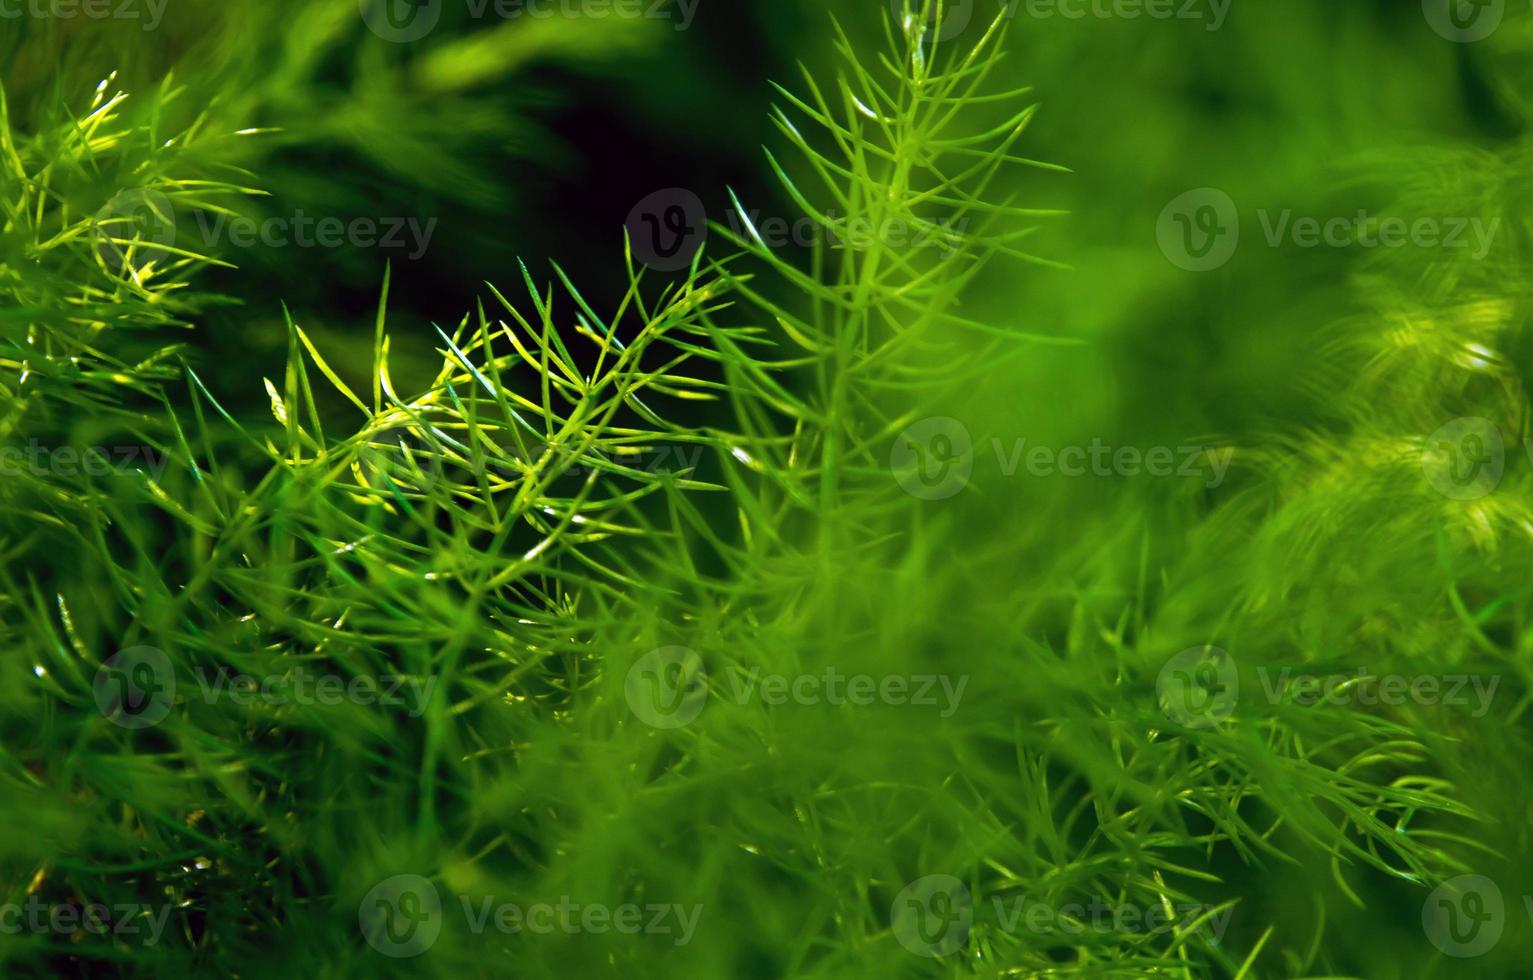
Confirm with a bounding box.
[4,1,1533,977]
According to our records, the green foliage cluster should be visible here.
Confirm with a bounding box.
[2,2,1532,978]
